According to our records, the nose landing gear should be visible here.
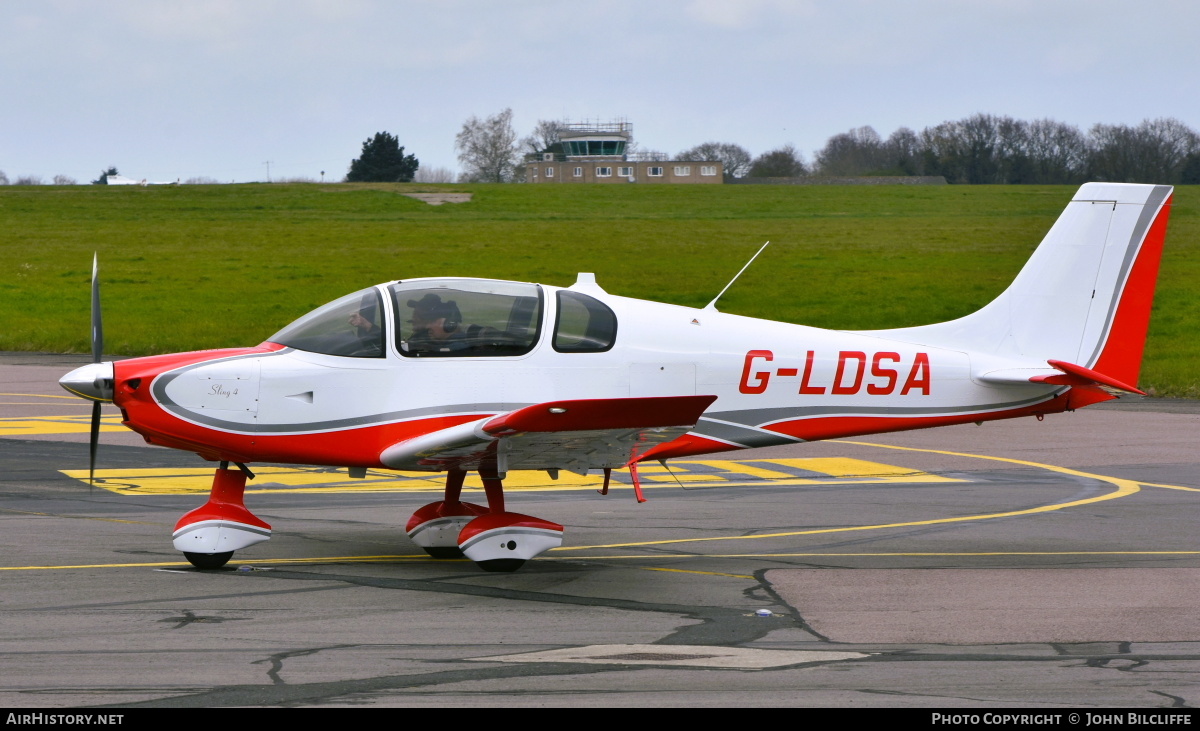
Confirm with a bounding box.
[173,463,270,570]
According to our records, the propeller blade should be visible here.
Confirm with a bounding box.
[91,253,103,364]
[89,400,101,484]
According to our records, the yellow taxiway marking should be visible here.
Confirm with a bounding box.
[556,443,1148,552]
[0,507,156,525]
[635,566,755,579]
[59,457,962,495]
[1139,481,1200,493]
[7,550,1200,573]
[0,392,83,400]
[10,437,1195,573]
[0,414,126,435]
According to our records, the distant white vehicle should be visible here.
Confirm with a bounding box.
[104,174,178,186]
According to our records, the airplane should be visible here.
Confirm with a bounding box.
[59,182,1174,572]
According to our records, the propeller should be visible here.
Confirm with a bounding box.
[89,253,104,484]
[59,255,113,484]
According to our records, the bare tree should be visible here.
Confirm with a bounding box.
[677,142,752,179]
[814,126,891,176]
[414,166,457,183]
[521,119,565,156]
[455,108,520,183]
[748,145,807,177]
[0,170,8,185]
[13,175,43,185]
[53,174,77,185]
[1087,123,1140,182]
[885,127,923,175]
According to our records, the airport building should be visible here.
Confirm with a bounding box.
[525,121,723,184]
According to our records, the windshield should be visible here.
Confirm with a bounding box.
[390,280,542,357]
[267,287,386,358]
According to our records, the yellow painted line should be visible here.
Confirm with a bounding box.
[0,507,157,525]
[1140,481,1200,493]
[7,550,1200,573]
[635,566,755,579]
[556,444,1145,552]
[0,554,433,571]
[0,402,95,406]
[542,551,1200,560]
[0,392,82,400]
[0,415,126,435]
[59,458,961,495]
[691,459,796,480]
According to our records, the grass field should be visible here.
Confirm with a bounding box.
[1,182,1196,396]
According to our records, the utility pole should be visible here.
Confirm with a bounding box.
[263,161,273,183]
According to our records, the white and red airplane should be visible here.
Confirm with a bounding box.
[60,182,1174,572]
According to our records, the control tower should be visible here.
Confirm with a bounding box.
[557,121,631,159]
[526,119,722,184]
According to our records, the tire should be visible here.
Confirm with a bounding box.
[184,551,234,570]
[475,558,525,573]
[423,546,465,559]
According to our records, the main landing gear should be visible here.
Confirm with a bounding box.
[173,462,271,570]
[406,467,564,572]
[172,464,563,573]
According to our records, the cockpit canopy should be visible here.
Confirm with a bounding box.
[392,280,542,357]
[268,278,616,359]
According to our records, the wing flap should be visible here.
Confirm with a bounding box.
[380,395,717,472]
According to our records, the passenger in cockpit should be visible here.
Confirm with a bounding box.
[347,295,383,355]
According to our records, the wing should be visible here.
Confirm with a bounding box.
[379,395,718,474]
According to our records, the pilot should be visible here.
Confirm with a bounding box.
[406,293,468,353]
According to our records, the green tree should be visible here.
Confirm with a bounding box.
[346,132,419,182]
[677,142,752,179]
[748,145,807,177]
[1181,153,1200,184]
[91,167,119,185]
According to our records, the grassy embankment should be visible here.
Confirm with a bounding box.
[1,182,1196,395]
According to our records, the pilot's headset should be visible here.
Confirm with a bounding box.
[438,301,461,333]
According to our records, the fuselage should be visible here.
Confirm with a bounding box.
[96,276,1082,470]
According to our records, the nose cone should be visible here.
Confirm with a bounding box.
[60,362,115,402]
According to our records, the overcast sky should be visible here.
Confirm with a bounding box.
[3,0,1198,183]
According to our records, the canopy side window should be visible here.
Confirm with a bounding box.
[267,288,385,358]
[391,281,543,358]
[553,290,617,353]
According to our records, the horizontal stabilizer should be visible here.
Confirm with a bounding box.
[977,359,1144,395]
[380,395,717,473]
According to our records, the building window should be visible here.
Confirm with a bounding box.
[674,166,691,176]
[574,167,583,177]
[596,167,612,177]
[648,167,663,177]
[618,166,632,177]
[700,166,717,176]
[546,167,554,177]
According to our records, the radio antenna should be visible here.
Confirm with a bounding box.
[704,241,770,311]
